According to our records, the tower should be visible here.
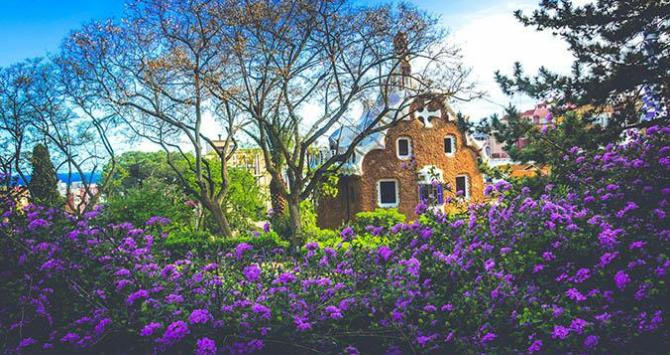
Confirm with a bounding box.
[393,32,412,88]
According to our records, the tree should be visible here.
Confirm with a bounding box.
[103,151,264,233]
[0,58,116,213]
[61,0,246,237]
[209,0,477,246]
[27,144,61,206]
[486,0,669,167]
[0,61,38,190]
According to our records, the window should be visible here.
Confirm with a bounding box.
[444,135,456,155]
[396,137,411,159]
[455,175,470,199]
[419,183,444,205]
[377,179,399,207]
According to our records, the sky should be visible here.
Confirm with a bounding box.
[0,0,577,138]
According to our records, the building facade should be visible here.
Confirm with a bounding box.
[317,96,485,229]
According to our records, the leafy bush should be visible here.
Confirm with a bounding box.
[1,125,668,353]
[351,208,406,234]
[163,230,288,256]
[102,179,195,228]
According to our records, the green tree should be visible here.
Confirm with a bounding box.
[103,151,264,234]
[27,144,61,207]
[477,0,669,180]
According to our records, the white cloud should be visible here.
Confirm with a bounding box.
[445,1,576,120]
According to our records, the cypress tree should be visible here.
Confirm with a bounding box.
[28,144,61,207]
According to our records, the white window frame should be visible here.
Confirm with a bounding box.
[396,137,412,160]
[444,135,456,156]
[455,175,470,199]
[377,179,399,208]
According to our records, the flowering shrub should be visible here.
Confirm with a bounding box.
[1,126,668,353]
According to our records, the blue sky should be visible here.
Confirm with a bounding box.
[0,1,124,66]
[0,0,576,119]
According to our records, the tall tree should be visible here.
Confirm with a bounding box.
[27,144,61,206]
[208,0,477,246]
[0,61,38,190]
[61,0,246,237]
[480,0,669,171]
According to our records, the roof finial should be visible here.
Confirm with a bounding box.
[393,32,411,88]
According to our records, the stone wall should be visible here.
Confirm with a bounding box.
[317,98,485,228]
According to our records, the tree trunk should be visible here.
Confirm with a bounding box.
[269,175,287,216]
[210,203,233,238]
[287,198,302,249]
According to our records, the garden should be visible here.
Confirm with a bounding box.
[2,125,669,353]
[1,0,669,353]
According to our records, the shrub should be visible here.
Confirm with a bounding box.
[102,180,195,228]
[163,230,289,256]
[351,208,406,234]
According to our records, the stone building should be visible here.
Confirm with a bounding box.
[205,143,271,190]
[316,95,485,229]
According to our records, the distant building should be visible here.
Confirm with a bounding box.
[12,172,101,213]
[205,143,271,193]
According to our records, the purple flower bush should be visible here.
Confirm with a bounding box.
[0,126,669,353]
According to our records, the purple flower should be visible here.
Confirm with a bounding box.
[305,241,319,251]
[165,293,184,304]
[60,332,80,343]
[340,226,354,241]
[294,316,312,331]
[188,309,212,324]
[416,334,435,347]
[614,270,631,290]
[251,304,271,319]
[18,337,37,348]
[195,337,217,355]
[325,305,343,319]
[243,264,262,282]
[235,242,253,259]
[146,215,170,226]
[551,325,570,340]
[542,251,555,261]
[159,321,189,345]
[599,252,618,268]
[528,340,542,353]
[481,332,497,344]
[415,201,428,215]
[484,259,495,271]
[94,318,112,335]
[584,335,599,349]
[377,246,393,261]
[573,268,591,283]
[28,218,50,230]
[566,288,586,302]
[126,289,149,306]
[114,268,131,278]
[140,322,162,337]
[570,318,588,334]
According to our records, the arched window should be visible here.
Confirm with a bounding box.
[396,137,412,160]
[444,135,456,155]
